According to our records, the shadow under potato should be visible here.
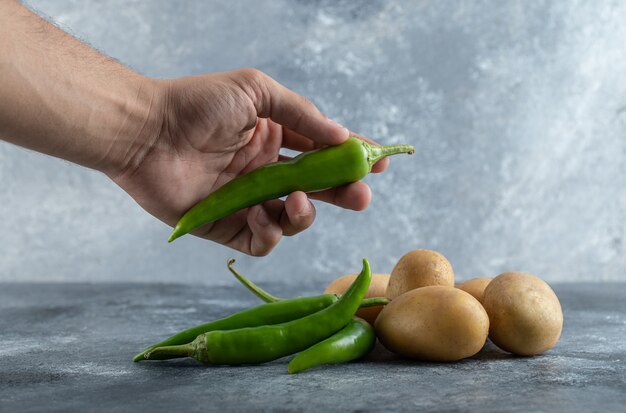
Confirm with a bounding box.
[366,339,526,365]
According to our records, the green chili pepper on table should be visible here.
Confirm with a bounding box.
[133,259,387,363]
[287,317,376,374]
[226,259,379,373]
[143,259,372,365]
[168,137,415,242]
[132,294,337,362]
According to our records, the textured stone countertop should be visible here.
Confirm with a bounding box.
[1,281,624,412]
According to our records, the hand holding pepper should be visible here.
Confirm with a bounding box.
[112,71,392,255]
[0,1,390,256]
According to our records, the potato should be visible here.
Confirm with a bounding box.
[386,249,455,300]
[456,277,492,304]
[324,273,390,324]
[482,272,563,356]
[375,286,489,361]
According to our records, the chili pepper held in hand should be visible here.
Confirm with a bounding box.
[132,294,337,362]
[287,317,375,374]
[144,259,372,365]
[168,137,415,242]
[227,258,389,308]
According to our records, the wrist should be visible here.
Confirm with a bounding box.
[95,75,167,178]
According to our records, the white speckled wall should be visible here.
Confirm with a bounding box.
[2,0,625,283]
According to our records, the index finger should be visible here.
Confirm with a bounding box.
[241,69,349,146]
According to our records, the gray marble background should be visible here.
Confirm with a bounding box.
[1,0,625,284]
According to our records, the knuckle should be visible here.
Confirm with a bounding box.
[283,223,299,237]
[235,68,270,116]
[295,211,314,230]
[285,210,314,237]
[238,68,266,87]
[252,243,274,257]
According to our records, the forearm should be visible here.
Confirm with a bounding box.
[0,0,162,176]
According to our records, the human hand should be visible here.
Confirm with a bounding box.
[0,3,388,256]
[111,69,388,255]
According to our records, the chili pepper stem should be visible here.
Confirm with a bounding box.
[144,343,194,360]
[365,142,415,168]
[359,297,389,307]
[227,258,282,303]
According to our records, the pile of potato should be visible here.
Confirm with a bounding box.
[324,249,563,362]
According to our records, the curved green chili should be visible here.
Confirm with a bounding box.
[226,258,389,308]
[144,259,372,365]
[132,293,337,362]
[168,137,414,242]
[287,317,375,374]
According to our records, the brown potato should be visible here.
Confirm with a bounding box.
[482,272,563,356]
[456,277,492,304]
[324,273,390,324]
[386,249,454,300]
[375,286,489,361]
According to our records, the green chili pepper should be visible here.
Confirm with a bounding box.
[133,259,386,363]
[226,258,389,308]
[226,260,378,373]
[132,294,337,362]
[168,137,414,242]
[144,259,372,365]
[287,317,375,374]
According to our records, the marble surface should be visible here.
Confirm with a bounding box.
[1,281,624,412]
[2,1,626,283]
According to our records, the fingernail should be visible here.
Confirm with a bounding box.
[256,207,271,227]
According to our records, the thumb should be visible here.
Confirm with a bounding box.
[236,68,349,146]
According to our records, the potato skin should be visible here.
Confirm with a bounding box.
[375,286,489,361]
[456,277,493,304]
[386,249,455,300]
[324,273,390,324]
[482,272,563,356]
